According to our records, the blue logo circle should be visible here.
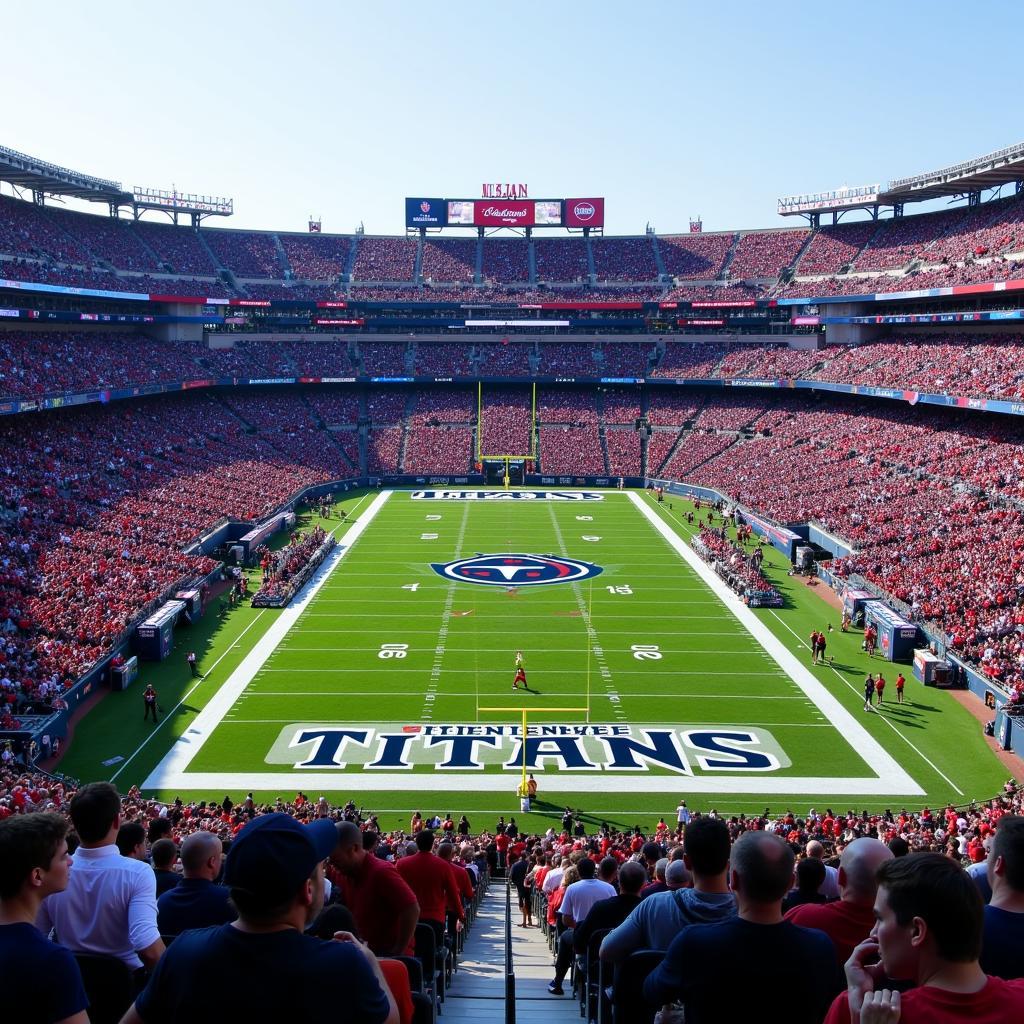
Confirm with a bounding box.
[430,553,604,587]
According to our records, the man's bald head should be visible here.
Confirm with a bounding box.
[806,840,826,860]
[180,831,223,878]
[437,843,454,861]
[838,837,893,904]
[330,820,366,874]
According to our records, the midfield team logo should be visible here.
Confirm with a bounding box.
[430,553,603,587]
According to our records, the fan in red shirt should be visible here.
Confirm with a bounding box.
[395,830,465,935]
[786,838,893,966]
[824,853,1024,1024]
[330,822,420,957]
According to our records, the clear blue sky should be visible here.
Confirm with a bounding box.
[2,0,1020,235]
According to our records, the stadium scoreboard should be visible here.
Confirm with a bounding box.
[406,196,604,229]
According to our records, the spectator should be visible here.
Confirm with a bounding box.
[0,812,89,1024]
[980,814,1024,979]
[548,856,616,995]
[785,837,893,966]
[37,782,164,974]
[149,839,180,898]
[117,821,148,861]
[330,821,419,957]
[782,856,828,913]
[826,853,1024,1023]
[643,831,841,1024]
[156,831,234,938]
[573,859,645,957]
[121,812,398,1024]
[602,817,736,962]
[395,829,465,944]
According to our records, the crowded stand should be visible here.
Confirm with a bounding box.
[603,428,641,476]
[358,342,409,375]
[534,238,589,281]
[3,766,1024,1024]
[477,389,533,455]
[922,190,1024,263]
[658,233,734,279]
[365,389,408,424]
[352,237,417,281]
[403,425,473,473]
[693,525,782,606]
[44,205,162,271]
[727,229,807,279]
[198,338,297,377]
[854,206,970,270]
[645,393,703,426]
[239,280,335,300]
[346,285,421,301]
[0,392,344,693]
[412,342,474,376]
[660,430,737,477]
[717,342,825,380]
[651,342,728,378]
[304,388,360,425]
[645,429,680,474]
[408,387,474,425]
[366,426,403,473]
[660,283,763,302]
[482,238,530,283]
[0,331,203,399]
[539,388,599,425]
[251,525,334,606]
[796,221,877,275]
[280,232,351,279]
[598,342,654,376]
[202,228,282,277]
[0,195,91,264]
[539,426,605,474]
[600,384,642,423]
[420,239,476,282]
[282,337,355,378]
[535,342,598,376]
[475,341,533,375]
[131,219,220,276]
[590,237,659,282]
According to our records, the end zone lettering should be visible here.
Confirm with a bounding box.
[411,490,604,501]
[271,723,790,775]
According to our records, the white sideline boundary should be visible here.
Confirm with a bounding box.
[142,490,394,790]
[143,489,924,796]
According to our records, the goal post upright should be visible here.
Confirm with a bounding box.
[477,705,593,794]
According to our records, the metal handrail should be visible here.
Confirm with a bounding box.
[504,877,516,1024]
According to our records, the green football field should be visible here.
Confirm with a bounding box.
[59,488,1009,831]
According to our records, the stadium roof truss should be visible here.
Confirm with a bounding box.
[880,140,1024,205]
[0,143,233,225]
[779,142,1024,226]
[0,143,130,206]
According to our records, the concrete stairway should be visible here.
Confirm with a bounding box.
[442,882,579,1024]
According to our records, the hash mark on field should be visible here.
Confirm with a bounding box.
[548,504,626,721]
[422,501,470,720]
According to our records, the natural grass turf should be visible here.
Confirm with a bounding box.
[58,489,1009,831]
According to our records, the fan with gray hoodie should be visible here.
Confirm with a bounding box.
[600,819,737,963]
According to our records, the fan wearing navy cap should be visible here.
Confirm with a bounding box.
[120,813,398,1024]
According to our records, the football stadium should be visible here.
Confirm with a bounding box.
[3,7,1024,1023]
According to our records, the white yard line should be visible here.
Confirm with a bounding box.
[141,490,393,790]
[627,491,924,796]
[766,609,964,796]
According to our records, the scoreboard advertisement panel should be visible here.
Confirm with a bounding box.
[407,196,605,229]
[405,198,447,228]
[565,197,604,227]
